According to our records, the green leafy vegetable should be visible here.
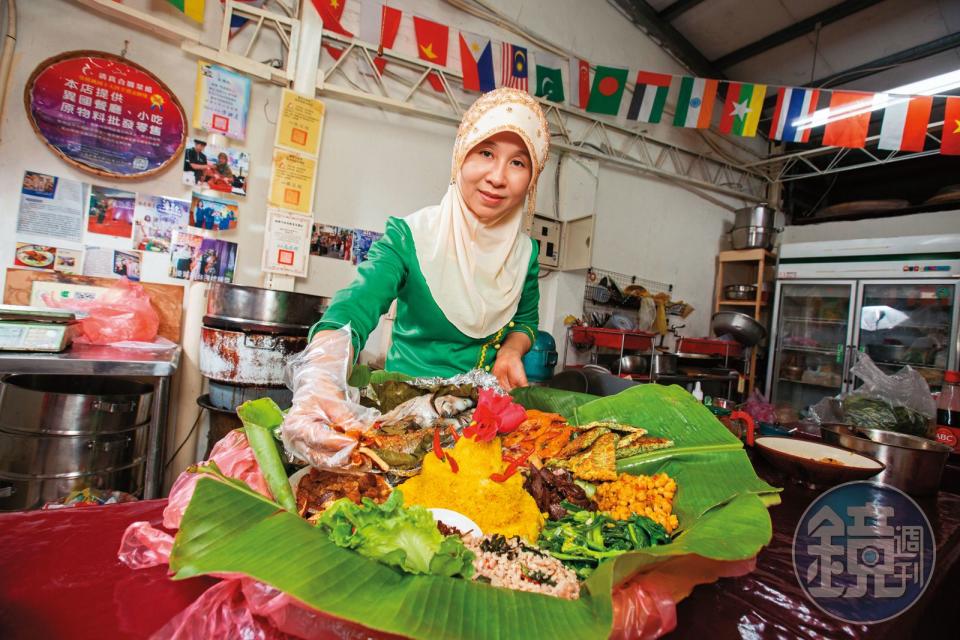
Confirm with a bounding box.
[539,506,670,579]
[237,398,296,512]
[317,491,475,578]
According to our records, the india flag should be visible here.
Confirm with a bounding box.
[168,0,205,22]
[627,71,672,124]
[672,76,718,129]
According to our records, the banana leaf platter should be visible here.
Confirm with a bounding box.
[169,383,781,639]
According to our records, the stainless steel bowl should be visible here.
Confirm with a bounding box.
[820,423,952,496]
[865,343,910,363]
[730,226,775,250]
[724,284,757,300]
[711,311,767,347]
[617,355,649,374]
[205,283,329,335]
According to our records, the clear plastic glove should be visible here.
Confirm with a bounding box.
[281,325,381,471]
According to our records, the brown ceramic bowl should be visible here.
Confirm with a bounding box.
[754,436,884,489]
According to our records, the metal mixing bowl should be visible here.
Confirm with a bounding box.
[711,311,767,346]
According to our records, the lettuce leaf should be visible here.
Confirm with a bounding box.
[317,491,474,578]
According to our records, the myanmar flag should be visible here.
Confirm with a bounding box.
[168,0,204,22]
[586,65,628,116]
[673,76,718,128]
[413,17,449,93]
[877,95,933,152]
[627,71,671,123]
[822,90,875,149]
[534,51,565,103]
[718,81,766,137]
[941,97,960,156]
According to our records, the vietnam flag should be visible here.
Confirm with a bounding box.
[941,96,960,156]
[413,16,449,92]
[312,0,352,61]
[358,1,402,75]
[877,95,933,152]
[822,90,875,149]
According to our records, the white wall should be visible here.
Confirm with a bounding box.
[781,210,960,245]
[1,0,754,362]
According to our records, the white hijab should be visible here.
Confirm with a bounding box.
[406,89,550,339]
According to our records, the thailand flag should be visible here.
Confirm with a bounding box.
[769,87,820,143]
[459,32,495,93]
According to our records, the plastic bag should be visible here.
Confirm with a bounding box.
[163,428,273,530]
[118,521,174,569]
[280,324,381,471]
[742,389,776,425]
[42,278,159,344]
[810,353,936,437]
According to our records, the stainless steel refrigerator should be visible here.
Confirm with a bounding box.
[766,234,960,415]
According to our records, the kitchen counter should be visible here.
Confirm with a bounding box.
[0,343,181,499]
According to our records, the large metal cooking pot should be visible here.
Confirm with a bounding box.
[733,203,776,229]
[205,283,329,335]
[711,311,767,347]
[820,423,952,496]
[730,226,775,250]
[199,326,307,385]
[651,352,677,376]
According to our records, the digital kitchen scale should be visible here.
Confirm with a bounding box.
[0,305,79,352]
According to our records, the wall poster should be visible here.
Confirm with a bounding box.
[24,51,186,178]
[193,61,251,141]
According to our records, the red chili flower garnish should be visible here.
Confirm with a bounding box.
[469,389,528,442]
[432,427,445,461]
[490,449,532,483]
[446,452,459,474]
[447,425,460,442]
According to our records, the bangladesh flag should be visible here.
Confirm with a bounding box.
[718,81,767,137]
[586,65,629,116]
[673,76,718,128]
[534,51,565,103]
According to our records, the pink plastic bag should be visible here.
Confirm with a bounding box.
[43,277,159,344]
[163,429,273,530]
[117,521,174,569]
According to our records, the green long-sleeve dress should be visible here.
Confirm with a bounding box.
[309,217,540,378]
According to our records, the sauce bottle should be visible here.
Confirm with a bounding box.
[935,370,960,452]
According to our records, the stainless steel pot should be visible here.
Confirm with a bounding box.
[205,283,329,335]
[724,284,757,300]
[711,311,767,347]
[733,203,776,229]
[730,226,775,250]
[617,355,649,374]
[652,352,677,376]
[820,423,952,496]
[200,326,307,385]
[0,422,148,476]
[0,375,153,435]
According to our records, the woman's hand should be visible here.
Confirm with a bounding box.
[492,332,532,392]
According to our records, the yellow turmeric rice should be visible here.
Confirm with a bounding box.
[397,436,544,542]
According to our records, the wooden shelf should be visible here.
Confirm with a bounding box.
[718,299,766,307]
[718,249,777,263]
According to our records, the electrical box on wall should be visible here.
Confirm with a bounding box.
[532,214,561,267]
[529,213,594,271]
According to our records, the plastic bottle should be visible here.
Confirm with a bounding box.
[935,370,960,452]
[691,381,704,403]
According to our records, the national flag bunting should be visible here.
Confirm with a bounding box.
[534,51,565,103]
[627,71,671,123]
[413,16,449,93]
[459,32,496,93]
[221,0,265,38]
[501,43,529,91]
[311,0,352,37]
[822,90,875,149]
[769,87,820,143]
[718,81,767,137]
[877,95,933,152]
[586,65,628,116]
[570,58,590,110]
[941,97,960,156]
[673,76,718,128]
[359,1,402,75]
[168,0,204,22]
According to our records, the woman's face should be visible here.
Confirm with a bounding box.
[218,153,228,163]
[459,131,532,223]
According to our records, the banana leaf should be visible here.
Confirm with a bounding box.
[169,386,779,639]
[511,386,597,422]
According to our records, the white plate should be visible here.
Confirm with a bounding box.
[755,437,883,469]
[429,508,482,537]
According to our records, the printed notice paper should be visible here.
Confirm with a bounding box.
[16,171,85,244]
[262,208,311,277]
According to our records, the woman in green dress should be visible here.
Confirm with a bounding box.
[311,88,549,388]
